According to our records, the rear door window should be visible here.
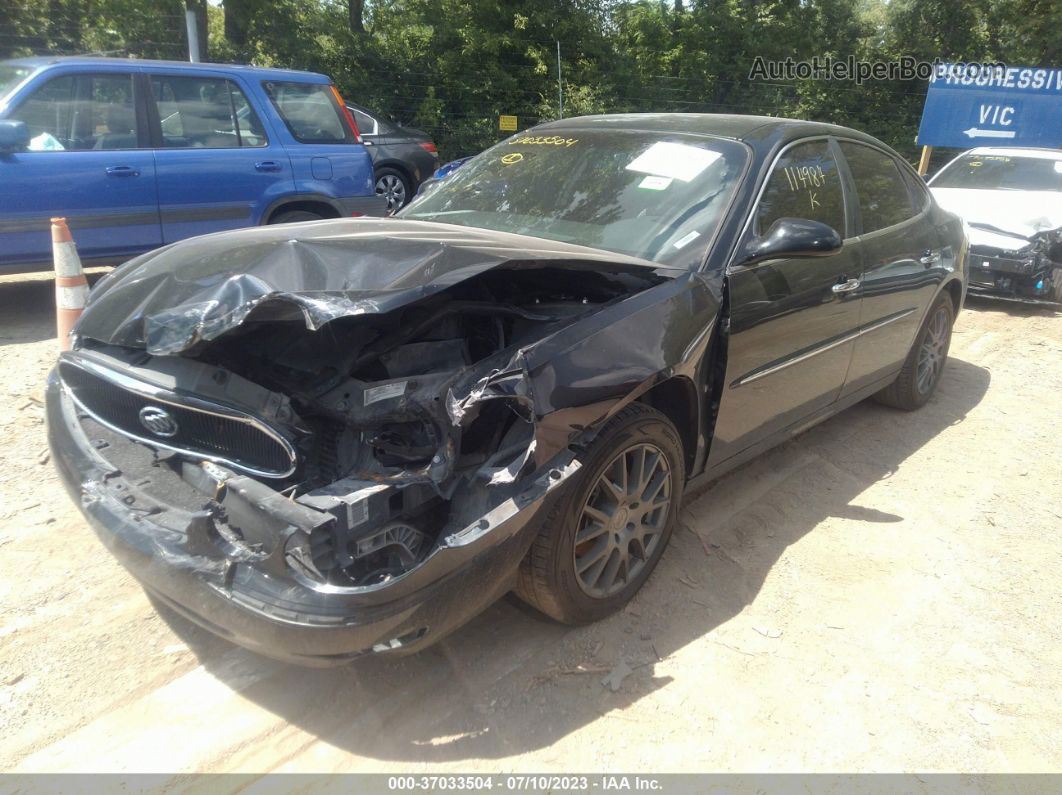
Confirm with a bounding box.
[14,73,141,151]
[263,81,353,143]
[150,75,266,148]
[756,139,846,236]
[839,142,917,233]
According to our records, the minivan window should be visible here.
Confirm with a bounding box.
[839,142,916,233]
[263,81,353,144]
[13,73,140,151]
[151,75,266,148]
[757,140,846,236]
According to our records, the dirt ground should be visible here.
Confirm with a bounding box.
[1,269,1060,775]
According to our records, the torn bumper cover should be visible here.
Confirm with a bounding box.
[48,372,579,664]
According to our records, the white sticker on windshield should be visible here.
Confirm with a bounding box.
[673,230,701,250]
[1054,161,1062,173]
[626,142,721,182]
[364,381,407,405]
[638,175,673,191]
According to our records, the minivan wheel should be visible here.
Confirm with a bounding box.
[515,403,684,625]
[875,294,954,410]
[270,209,326,224]
[375,168,410,211]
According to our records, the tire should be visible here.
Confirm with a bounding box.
[515,403,685,625]
[269,209,325,224]
[875,294,955,411]
[375,167,411,212]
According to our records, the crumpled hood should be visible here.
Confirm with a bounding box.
[77,218,673,355]
[930,187,1062,239]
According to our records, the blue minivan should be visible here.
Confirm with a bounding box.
[0,57,386,274]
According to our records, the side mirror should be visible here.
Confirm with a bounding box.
[739,217,842,266]
[0,120,30,152]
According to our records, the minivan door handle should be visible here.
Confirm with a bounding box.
[920,250,940,267]
[105,166,140,177]
[255,160,282,172]
[832,278,861,294]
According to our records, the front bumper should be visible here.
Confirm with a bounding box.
[46,372,577,665]
[966,249,1062,305]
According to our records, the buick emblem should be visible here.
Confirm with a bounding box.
[139,405,178,438]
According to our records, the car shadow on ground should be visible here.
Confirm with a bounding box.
[963,294,1060,317]
[156,356,991,764]
[0,271,107,347]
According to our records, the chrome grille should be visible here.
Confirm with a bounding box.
[59,356,296,478]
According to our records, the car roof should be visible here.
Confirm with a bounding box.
[963,146,1062,161]
[532,113,877,144]
[2,56,331,83]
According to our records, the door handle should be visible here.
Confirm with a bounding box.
[255,160,282,172]
[832,278,861,294]
[105,166,139,177]
[920,250,940,267]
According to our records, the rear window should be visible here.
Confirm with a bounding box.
[263,81,353,144]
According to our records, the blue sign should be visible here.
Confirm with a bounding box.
[917,63,1062,149]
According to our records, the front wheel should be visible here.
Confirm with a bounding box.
[875,294,954,410]
[515,403,684,625]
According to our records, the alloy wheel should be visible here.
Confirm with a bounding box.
[916,306,949,395]
[573,442,673,599]
[376,174,406,211]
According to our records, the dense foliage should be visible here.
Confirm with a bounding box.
[2,0,1058,163]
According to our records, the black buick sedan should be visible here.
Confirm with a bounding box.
[47,114,966,664]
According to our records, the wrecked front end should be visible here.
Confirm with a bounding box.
[966,224,1062,306]
[47,219,707,663]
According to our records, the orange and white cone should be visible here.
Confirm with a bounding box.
[52,217,89,351]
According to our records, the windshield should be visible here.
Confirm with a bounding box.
[931,153,1062,192]
[0,65,33,105]
[401,130,748,267]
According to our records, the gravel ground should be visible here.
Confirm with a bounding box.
[1,269,1060,774]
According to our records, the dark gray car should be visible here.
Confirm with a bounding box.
[47,114,966,665]
[348,104,439,211]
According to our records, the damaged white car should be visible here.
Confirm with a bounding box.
[929,147,1062,305]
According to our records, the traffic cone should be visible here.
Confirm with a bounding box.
[52,217,89,352]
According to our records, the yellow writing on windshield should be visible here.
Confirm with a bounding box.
[509,135,579,147]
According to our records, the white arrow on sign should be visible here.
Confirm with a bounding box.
[964,127,1017,139]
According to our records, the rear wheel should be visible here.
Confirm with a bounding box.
[875,294,954,410]
[515,403,684,624]
[270,209,325,224]
[375,168,411,212]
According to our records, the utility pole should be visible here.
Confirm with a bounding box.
[556,40,563,118]
[184,3,200,62]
